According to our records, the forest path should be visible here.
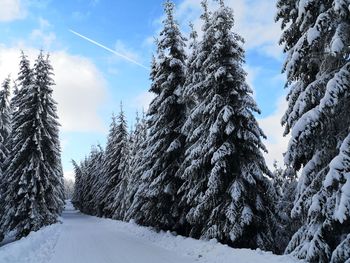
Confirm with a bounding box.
[0,201,301,263]
[48,201,195,263]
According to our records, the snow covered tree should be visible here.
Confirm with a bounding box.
[127,0,187,231]
[181,22,199,116]
[177,0,276,250]
[72,160,84,209]
[273,164,299,253]
[112,128,133,220]
[0,51,64,240]
[95,114,117,216]
[0,53,32,241]
[123,112,148,221]
[0,76,11,241]
[78,145,104,215]
[11,51,32,115]
[10,81,18,113]
[277,0,350,261]
[97,106,128,218]
[0,76,11,175]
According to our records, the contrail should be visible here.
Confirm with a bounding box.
[69,29,149,70]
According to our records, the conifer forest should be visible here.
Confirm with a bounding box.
[0,0,349,262]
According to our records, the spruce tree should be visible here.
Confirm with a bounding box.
[0,76,11,241]
[79,145,104,215]
[95,114,117,216]
[112,127,132,220]
[72,160,83,209]
[273,164,299,253]
[127,0,187,231]
[277,0,350,261]
[97,106,128,218]
[0,51,64,239]
[11,51,32,114]
[124,112,148,221]
[181,22,199,115]
[0,76,11,174]
[177,0,276,250]
[0,53,32,241]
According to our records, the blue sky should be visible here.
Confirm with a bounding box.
[0,0,288,180]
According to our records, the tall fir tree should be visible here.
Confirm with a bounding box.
[181,22,199,116]
[127,0,187,231]
[0,76,11,241]
[11,51,32,114]
[0,53,32,240]
[112,127,132,220]
[0,51,64,240]
[78,145,104,215]
[97,106,128,218]
[177,0,276,250]
[0,76,11,174]
[72,160,83,209]
[124,111,148,221]
[95,114,117,216]
[272,164,300,253]
[277,0,350,261]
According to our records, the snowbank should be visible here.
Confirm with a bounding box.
[0,224,61,263]
[102,218,303,263]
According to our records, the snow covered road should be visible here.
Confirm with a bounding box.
[48,202,193,263]
[0,201,302,263]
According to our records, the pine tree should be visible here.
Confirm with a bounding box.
[181,22,199,116]
[42,54,65,213]
[177,0,276,250]
[11,51,32,114]
[127,0,187,231]
[277,0,350,261]
[124,112,148,221]
[10,81,19,114]
[273,164,299,253]
[0,51,64,239]
[0,76,11,241]
[112,127,132,220]
[97,106,128,218]
[72,160,83,209]
[95,114,117,216]
[0,53,33,241]
[0,76,11,174]
[78,145,104,215]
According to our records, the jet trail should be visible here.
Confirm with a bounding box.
[69,29,149,70]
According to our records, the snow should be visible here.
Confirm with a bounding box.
[331,36,344,53]
[307,27,320,45]
[0,201,303,263]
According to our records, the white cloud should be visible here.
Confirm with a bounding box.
[38,17,50,28]
[0,0,26,22]
[0,46,108,133]
[30,17,57,49]
[174,0,283,59]
[30,30,56,49]
[52,51,108,132]
[258,97,290,169]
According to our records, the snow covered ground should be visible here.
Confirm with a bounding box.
[0,201,303,263]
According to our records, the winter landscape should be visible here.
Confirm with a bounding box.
[0,0,349,262]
